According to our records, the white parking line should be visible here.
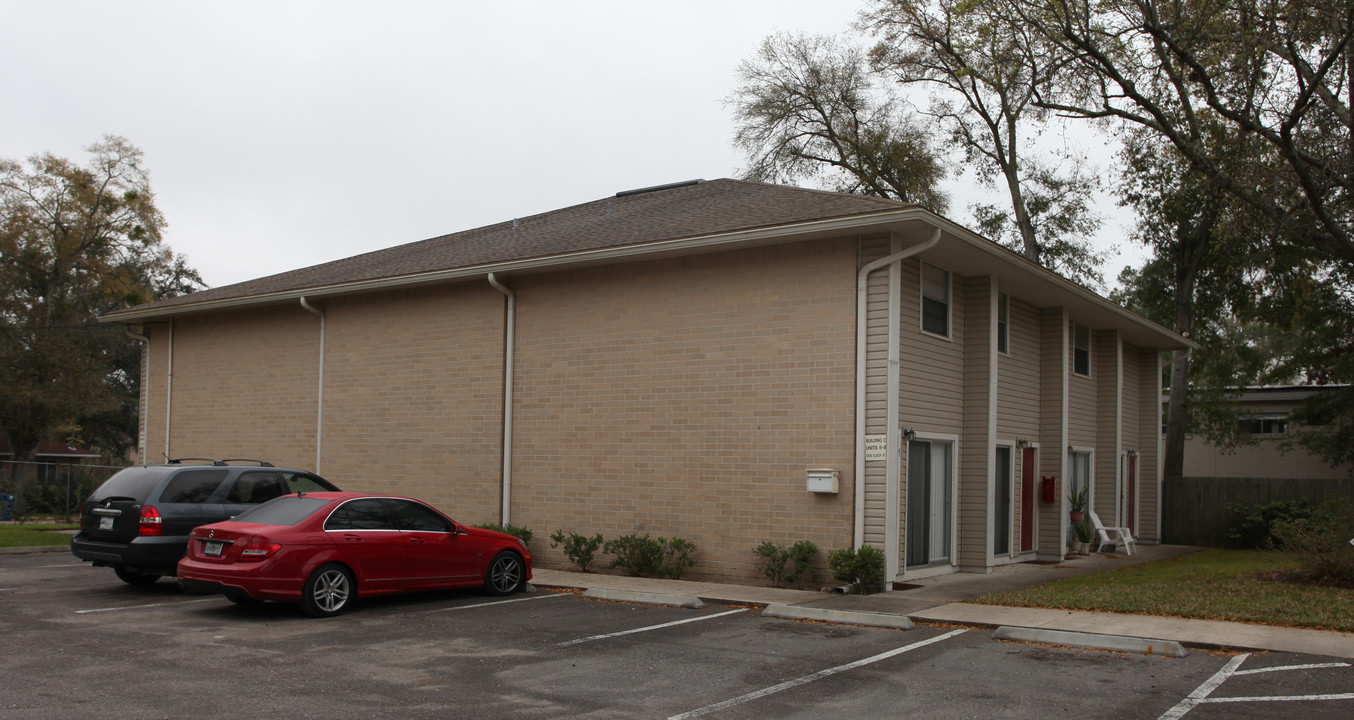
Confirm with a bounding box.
[75,597,219,614]
[667,628,968,720]
[419,592,568,613]
[37,563,84,568]
[1160,655,1354,719]
[558,608,749,647]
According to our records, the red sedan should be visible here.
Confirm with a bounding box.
[177,492,532,617]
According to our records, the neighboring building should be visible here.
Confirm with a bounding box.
[102,179,1190,584]
[1178,385,1350,480]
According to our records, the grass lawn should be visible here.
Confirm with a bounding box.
[976,549,1354,633]
[0,523,79,548]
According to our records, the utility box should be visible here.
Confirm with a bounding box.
[806,469,840,494]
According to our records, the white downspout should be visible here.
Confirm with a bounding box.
[854,228,941,549]
[300,297,325,473]
[487,273,515,525]
[165,319,174,462]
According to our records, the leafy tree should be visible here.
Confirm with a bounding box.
[1014,0,1353,267]
[0,136,202,463]
[864,0,1109,286]
[730,32,951,213]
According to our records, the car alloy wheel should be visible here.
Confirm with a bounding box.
[302,563,354,617]
[484,551,524,596]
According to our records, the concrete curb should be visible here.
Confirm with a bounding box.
[993,626,1188,657]
[582,588,705,609]
[764,604,916,630]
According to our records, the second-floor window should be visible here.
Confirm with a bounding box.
[1073,323,1091,376]
[997,292,1009,354]
[922,262,950,337]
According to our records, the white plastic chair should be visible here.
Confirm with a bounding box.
[1088,511,1135,555]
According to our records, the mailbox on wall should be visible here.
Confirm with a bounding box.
[1041,475,1057,504]
[806,469,840,494]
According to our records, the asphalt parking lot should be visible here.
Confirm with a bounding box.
[2,552,1351,719]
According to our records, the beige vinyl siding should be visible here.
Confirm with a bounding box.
[1039,308,1066,553]
[960,277,994,567]
[1094,331,1120,518]
[1067,322,1097,448]
[997,297,1041,440]
[1135,347,1162,542]
[899,258,966,433]
[861,236,892,547]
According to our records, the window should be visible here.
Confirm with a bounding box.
[994,446,1012,555]
[1240,415,1288,435]
[1073,323,1091,376]
[159,469,228,504]
[325,499,394,530]
[390,500,452,532]
[921,263,950,336]
[906,439,953,568]
[226,472,287,504]
[997,293,1009,354]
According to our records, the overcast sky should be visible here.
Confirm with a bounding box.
[2,1,1137,290]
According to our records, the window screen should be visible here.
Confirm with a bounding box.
[922,263,950,336]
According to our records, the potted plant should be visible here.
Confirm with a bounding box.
[1072,519,1095,553]
[1068,484,1088,525]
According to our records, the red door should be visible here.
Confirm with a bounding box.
[1020,448,1036,553]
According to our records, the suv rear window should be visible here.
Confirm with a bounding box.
[160,469,229,503]
[231,496,332,526]
[89,466,174,502]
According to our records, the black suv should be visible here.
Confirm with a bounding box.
[71,459,338,585]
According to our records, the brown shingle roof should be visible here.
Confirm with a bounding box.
[107,179,910,320]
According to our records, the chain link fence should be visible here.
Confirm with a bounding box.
[0,461,127,522]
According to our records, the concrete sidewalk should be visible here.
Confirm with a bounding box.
[532,545,1354,660]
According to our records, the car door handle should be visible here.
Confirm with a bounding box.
[407,537,425,544]
[343,534,362,542]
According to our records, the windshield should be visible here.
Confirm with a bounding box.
[229,496,332,526]
[89,466,174,503]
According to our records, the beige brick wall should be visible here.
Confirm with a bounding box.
[508,239,859,584]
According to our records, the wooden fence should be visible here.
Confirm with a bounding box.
[1162,475,1354,546]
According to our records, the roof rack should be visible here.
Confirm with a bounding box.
[219,459,274,467]
[167,458,275,467]
[168,457,225,466]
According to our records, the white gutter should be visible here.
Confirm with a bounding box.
[854,228,941,549]
[165,319,174,462]
[125,327,149,461]
[487,273,516,526]
[299,297,326,473]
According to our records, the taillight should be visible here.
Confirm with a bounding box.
[239,537,282,561]
[138,506,162,536]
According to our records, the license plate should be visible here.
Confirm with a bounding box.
[204,541,224,557]
[99,517,113,530]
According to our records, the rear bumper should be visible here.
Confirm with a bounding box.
[70,533,186,575]
[177,559,302,602]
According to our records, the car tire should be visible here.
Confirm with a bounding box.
[484,551,525,596]
[301,563,355,618]
[114,566,160,586]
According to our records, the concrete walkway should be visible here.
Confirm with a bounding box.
[532,545,1354,660]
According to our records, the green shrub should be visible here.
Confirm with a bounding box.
[604,534,664,576]
[828,545,885,594]
[1226,500,1314,549]
[475,523,533,546]
[753,540,818,587]
[1271,499,1354,584]
[658,537,698,579]
[602,534,698,578]
[550,530,605,572]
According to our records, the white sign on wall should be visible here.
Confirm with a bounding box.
[865,434,887,462]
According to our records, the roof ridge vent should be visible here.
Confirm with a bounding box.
[615,179,706,198]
